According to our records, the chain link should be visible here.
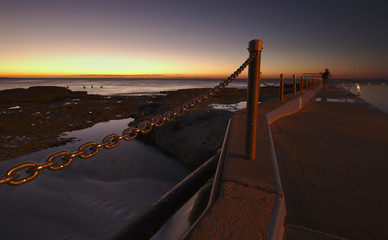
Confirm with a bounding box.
[0,53,256,186]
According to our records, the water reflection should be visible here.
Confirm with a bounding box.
[314,97,359,103]
[0,118,189,240]
[358,84,388,114]
[209,101,247,112]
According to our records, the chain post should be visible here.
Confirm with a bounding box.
[279,74,284,101]
[306,77,309,90]
[293,74,297,95]
[245,39,263,161]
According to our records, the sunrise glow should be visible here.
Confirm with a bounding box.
[0,1,387,79]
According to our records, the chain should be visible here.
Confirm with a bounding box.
[0,53,257,186]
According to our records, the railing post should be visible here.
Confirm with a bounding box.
[280,74,284,101]
[245,39,263,161]
[300,76,304,93]
[306,77,309,90]
[293,74,296,95]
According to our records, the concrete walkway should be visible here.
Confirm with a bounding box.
[271,86,388,239]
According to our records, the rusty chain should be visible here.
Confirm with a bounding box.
[0,52,257,186]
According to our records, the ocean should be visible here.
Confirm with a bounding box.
[1,77,386,112]
[0,78,251,96]
[0,78,387,239]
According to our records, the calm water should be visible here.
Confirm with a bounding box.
[0,119,190,240]
[0,78,251,95]
[358,84,388,114]
[0,77,292,95]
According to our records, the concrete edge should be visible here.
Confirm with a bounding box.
[266,118,284,194]
[267,86,322,124]
[264,86,322,240]
[181,118,233,240]
[264,117,286,240]
[265,194,286,240]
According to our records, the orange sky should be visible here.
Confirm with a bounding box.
[1,1,387,79]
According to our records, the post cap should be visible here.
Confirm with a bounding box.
[248,39,263,51]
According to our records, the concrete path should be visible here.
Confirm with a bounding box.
[271,86,388,239]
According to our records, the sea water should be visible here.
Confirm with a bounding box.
[358,84,388,114]
[0,77,289,96]
[0,78,250,95]
[0,118,190,240]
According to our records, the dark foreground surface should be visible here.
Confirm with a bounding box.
[271,86,388,239]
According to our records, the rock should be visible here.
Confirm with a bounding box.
[151,110,233,169]
[0,86,75,102]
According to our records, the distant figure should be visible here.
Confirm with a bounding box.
[100,85,103,88]
[322,68,330,90]
[91,85,93,88]
[83,85,86,89]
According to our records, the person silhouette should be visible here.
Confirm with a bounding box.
[322,68,330,90]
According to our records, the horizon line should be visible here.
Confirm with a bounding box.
[1,73,387,80]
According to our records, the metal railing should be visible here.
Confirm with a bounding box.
[110,151,221,240]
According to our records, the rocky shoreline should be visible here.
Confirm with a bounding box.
[0,85,287,168]
[0,86,153,161]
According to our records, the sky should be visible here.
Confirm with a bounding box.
[1,0,387,79]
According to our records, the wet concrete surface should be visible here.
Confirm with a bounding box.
[271,86,388,239]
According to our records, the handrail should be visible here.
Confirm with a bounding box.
[110,150,220,240]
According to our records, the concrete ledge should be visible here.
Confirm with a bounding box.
[267,86,321,124]
[265,195,286,240]
[262,87,321,239]
[264,119,285,240]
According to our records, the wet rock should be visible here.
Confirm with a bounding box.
[151,110,233,169]
[0,87,153,161]
[0,86,76,102]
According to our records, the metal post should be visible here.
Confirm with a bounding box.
[246,39,262,161]
[280,74,284,101]
[293,74,296,95]
[306,77,309,90]
[300,76,304,93]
